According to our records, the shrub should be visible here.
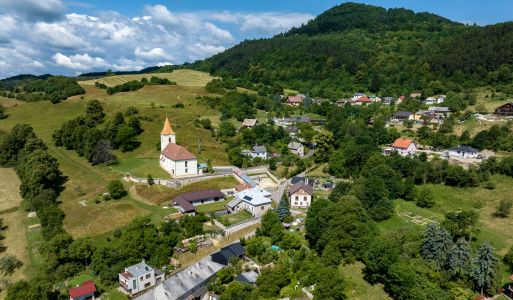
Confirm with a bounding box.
[107,180,126,199]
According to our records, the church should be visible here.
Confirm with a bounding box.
[159,117,200,178]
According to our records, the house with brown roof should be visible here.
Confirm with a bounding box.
[285,96,303,106]
[288,142,304,156]
[68,280,97,300]
[410,93,422,99]
[392,138,417,156]
[242,119,259,128]
[174,189,225,209]
[159,117,199,178]
[287,180,314,208]
[494,102,513,116]
[235,183,253,192]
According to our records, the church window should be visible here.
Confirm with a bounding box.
[185,161,188,167]
[185,168,188,173]
[169,138,171,143]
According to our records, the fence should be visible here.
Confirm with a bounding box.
[125,173,234,188]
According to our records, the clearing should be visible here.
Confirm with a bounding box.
[79,70,220,87]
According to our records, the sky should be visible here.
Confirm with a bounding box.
[0,0,512,79]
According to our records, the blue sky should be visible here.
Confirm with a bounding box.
[0,0,511,79]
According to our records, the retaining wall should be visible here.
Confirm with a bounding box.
[213,217,261,236]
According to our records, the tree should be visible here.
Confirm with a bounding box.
[116,125,138,152]
[0,255,22,275]
[85,99,105,121]
[259,209,284,243]
[228,148,243,166]
[92,139,116,165]
[416,186,435,208]
[403,176,417,201]
[493,199,513,218]
[449,238,472,279]
[147,174,154,186]
[269,158,277,171]
[218,121,236,138]
[314,266,347,300]
[314,131,334,163]
[422,223,439,261]
[363,238,400,283]
[0,103,7,119]
[328,149,347,178]
[107,179,126,199]
[432,227,454,269]
[303,93,313,108]
[471,240,499,295]
[275,191,291,221]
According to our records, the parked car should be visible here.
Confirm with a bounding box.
[326,180,333,184]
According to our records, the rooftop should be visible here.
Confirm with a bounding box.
[242,119,258,127]
[124,260,156,279]
[235,271,259,284]
[288,180,314,196]
[448,145,479,152]
[392,138,414,149]
[227,188,272,208]
[162,143,197,161]
[174,189,225,203]
[161,117,175,135]
[288,142,303,150]
[68,280,96,299]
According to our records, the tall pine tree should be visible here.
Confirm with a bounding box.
[303,93,313,108]
[433,228,454,269]
[471,240,499,295]
[422,223,439,261]
[275,191,291,222]
[449,238,472,279]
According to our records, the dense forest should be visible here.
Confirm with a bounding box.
[183,2,513,99]
[0,75,85,103]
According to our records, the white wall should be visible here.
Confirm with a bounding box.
[161,133,175,151]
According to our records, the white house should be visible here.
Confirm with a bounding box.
[242,145,267,159]
[159,117,199,178]
[287,180,314,208]
[437,95,446,104]
[288,142,304,156]
[119,259,165,295]
[392,138,417,156]
[226,187,272,217]
[68,280,97,300]
[425,97,437,105]
[447,145,479,159]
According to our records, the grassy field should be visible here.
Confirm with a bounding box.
[110,158,171,178]
[341,261,392,300]
[134,176,238,205]
[196,199,232,213]
[216,210,253,226]
[80,70,219,87]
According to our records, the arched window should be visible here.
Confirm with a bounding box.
[169,138,171,143]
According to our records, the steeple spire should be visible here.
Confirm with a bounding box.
[161,116,175,134]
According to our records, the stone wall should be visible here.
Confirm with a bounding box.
[125,173,235,188]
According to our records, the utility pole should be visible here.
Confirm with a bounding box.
[198,136,202,153]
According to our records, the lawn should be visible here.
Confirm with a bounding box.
[216,210,253,226]
[134,176,239,205]
[340,261,392,300]
[196,199,232,213]
[110,158,171,178]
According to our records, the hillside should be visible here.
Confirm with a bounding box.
[190,2,513,99]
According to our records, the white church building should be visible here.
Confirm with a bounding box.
[159,117,200,178]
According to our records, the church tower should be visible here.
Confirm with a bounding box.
[161,116,175,151]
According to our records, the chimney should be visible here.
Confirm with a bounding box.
[142,258,145,263]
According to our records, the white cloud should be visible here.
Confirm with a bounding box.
[0,0,66,22]
[0,4,314,78]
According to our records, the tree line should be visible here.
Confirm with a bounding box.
[0,75,85,103]
[102,77,176,95]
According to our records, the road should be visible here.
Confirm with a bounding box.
[302,148,316,159]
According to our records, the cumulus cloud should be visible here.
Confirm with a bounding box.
[0,4,314,78]
[0,0,66,22]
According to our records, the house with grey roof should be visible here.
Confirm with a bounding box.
[211,243,246,266]
[134,258,224,300]
[119,259,165,296]
[288,142,304,157]
[242,145,267,160]
[394,111,414,121]
[446,145,479,159]
[226,187,272,217]
[287,180,314,208]
[235,271,258,285]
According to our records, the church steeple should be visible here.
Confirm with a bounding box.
[161,116,176,151]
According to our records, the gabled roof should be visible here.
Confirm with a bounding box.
[288,142,303,150]
[448,145,479,152]
[354,93,366,97]
[426,97,437,101]
[69,280,96,299]
[251,145,267,153]
[173,196,196,212]
[284,126,299,133]
[222,242,246,257]
[235,183,253,192]
[356,96,372,102]
[495,102,513,109]
[295,116,311,123]
[162,143,197,161]
[395,111,413,117]
[410,93,422,98]
[286,96,303,103]
[392,138,414,149]
[229,188,272,208]
[384,97,394,101]
[161,117,175,135]
[291,177,315,186]
[174,189,224,203]
[242,119,259,127]
[288,181,314,196]
[428,106,450,112]
[235,271,258,284]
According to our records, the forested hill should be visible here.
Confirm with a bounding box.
[189,2,513,99]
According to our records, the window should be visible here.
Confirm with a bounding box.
[214,197,219,202]
[185,161,188,167]
[295,196,298,200]
[201,199,205,204]
[304,196,307,201]
[295,202,298,205]
[144,282,151,288]
[146,274,151,279]
[133,280,137,290]
[261,206,264,210]
[140,276,143,281]
[300,202,302,206]
[185,168,188,173]
[169,138,171,143]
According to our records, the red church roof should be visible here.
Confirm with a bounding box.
[69,280,96,299]
[162,143,197,161]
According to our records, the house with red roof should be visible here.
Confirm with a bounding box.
[159,117,200,178]
[68,280,97,300]
[355,96,372,106]
[410,93,422,99]
[392,138,417,156]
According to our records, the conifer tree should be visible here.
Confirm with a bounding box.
[422,223,439,261]
[275,191,291,222]
[432,227,454,269]
[273,93,282,104]
[471,240,499,295]
[303,93,313,108]
[449,238,472,279]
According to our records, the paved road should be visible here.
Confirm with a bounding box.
[302,148,316,159]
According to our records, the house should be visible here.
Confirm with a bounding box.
[290,177,315,186]
[226,187,272,217]
[160,117,199,178]
[373,96,383,103]
[383,97,394,105]
[174,189,225,207]
[68,280,97,300]
[294,116,311,124]
[119,259,165,296]
[297,94,306,99]
[355,96,372,106]
[368,95,376,101]
[242,145,267,159]
[494,102,513,116]
[425,97,437,105]
[428,106,451,117]
[437,95,446,104]
[352,93,366,100]
[394,111,414,121]
[447,145,479,159]
[134,258,224,300]
[337,99,353,106]
[288,142,304,157]
[241,119,259,129]
[313,98,323,104]
[410,93,422,98]
[284,126,299,135]
[210,243,246,266]
[396,96,405,104]
[392,138,417,156]
[173,196,197,216]
[287,180,314,208]
[285,96,303,106]
[235,271,259,285]
[414,110,429,120]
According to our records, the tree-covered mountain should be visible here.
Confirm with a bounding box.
[188,2,513,99]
